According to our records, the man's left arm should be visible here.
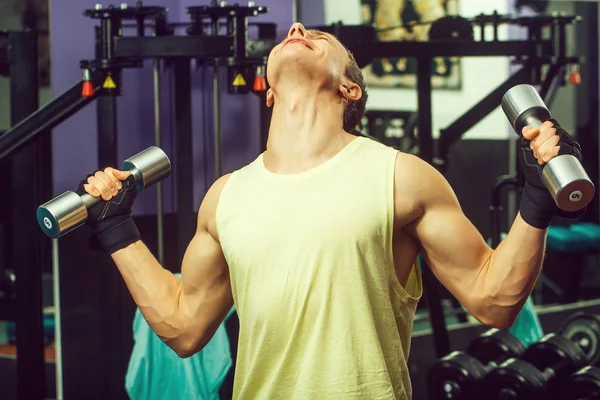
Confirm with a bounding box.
[399,122,571,328]
[403,163,544,328]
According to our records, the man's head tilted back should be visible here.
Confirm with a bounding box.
[265,23,368,133]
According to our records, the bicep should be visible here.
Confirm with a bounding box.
[180,227,233,326]
[415,200,492,305]
[178,175,234,347]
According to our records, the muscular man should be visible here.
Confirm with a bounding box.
[80,23,584,399]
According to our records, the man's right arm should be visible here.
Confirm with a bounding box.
[110,174,234,358]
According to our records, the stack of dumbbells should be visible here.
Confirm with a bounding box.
[426,311,600,400]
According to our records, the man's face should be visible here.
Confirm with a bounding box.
[266,23,350,89]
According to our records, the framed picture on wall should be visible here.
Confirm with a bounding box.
[360,0,462,90]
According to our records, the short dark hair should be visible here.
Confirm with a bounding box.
[343,49,368,133]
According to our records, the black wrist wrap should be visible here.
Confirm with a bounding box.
[519,183,556,229]
[91,216,140,254]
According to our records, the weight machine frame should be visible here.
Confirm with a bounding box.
[0,4,276,399]
[315,12,582,359]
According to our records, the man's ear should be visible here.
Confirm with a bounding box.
[266,88,274,107]
[339,81,362,102]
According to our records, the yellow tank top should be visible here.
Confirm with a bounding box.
[216,137,422,399]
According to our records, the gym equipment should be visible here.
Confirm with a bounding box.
[361,110,419,154]
[428,16,474,41]
[561,366,600,400]
[569,223,600,251]
[481,332,587,399]
[559,312,600,366]
[501,84,595,212]
[36,146,171,238]
[426,329,525,399]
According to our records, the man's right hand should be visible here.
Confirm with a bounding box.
[77,167,140,254]
[82,167,131,201]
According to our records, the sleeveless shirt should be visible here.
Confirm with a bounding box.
[216,137,423,399]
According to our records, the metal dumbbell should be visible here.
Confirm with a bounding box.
[37,146,171,238]
[501,84,595,212]
[481,332,587,400]
[426,328,525,400]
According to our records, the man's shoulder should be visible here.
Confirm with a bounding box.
[393,151,432,182]
[392,151,460,222]
[393,151,450,204]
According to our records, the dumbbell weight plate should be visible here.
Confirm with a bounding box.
[428,16,474,41]
[523,333,588,373]
[122,145,172,192]
[522,333,588,399]
[36,191,90,238]
[561,366,600,400]
[559,312,600,366]
[426,351,488,400]
[467,328,526,365]
[481,358,547,399]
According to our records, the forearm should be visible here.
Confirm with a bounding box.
[111,241,189,350]
[478,213,546,325]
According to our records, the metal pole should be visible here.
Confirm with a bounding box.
[292,0,298,22]
[153,58,164,265]
[173,59,195,264]
[213,66,223,179]
[10,30,46,400]
[52,239,63,400]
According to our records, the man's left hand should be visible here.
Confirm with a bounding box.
[518,119,586,223]
[522,121,561,166]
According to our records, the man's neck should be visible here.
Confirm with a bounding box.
[264,84,354,175]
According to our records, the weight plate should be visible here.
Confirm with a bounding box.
[560,312,600,366]
[523,333,588,373]
[561,366,600,400]
[426,351,487,400]
[429,16,474,41]
[481,358,546,399]
[467,328,526,366]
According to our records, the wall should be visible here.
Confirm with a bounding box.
[298,0,326,26]
[324,0,512,140]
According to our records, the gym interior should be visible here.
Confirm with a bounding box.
[0,0,599,399]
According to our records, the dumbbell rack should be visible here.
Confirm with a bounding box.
[428,325,600,399]
[0,3,276,400]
